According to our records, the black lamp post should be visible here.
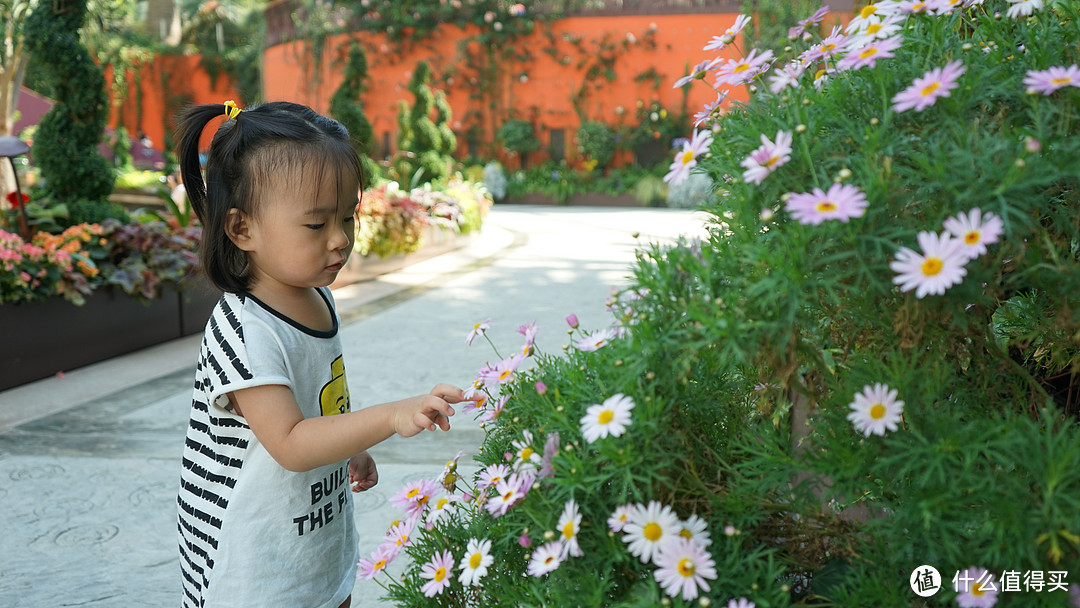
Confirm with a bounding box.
[0,136,32,241]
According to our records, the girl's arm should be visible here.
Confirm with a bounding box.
[229,383,462,472]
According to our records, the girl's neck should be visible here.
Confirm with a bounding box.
[248,282,334,333]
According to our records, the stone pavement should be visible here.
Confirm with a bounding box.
[0,205,710,607]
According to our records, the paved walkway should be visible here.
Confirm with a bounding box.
[0,205,710,606]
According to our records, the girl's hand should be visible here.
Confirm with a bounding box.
[393,384,464,437]
[349,451,379,492]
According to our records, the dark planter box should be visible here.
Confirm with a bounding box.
[0,280,220,391]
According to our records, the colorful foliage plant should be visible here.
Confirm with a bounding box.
[361,1,1080,607]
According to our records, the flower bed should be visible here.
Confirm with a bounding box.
[351,1,1080,607]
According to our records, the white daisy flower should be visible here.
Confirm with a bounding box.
[465,318,490,345]
[942,208,1003,259]
[476,463,510,492]
[526,540,565,577]
[574,327,619,351]
[457,538,494,586]
[654,537,718,601]
[846,383,905,437]
[512,429,542,472]
[726,598,757,608]
[890,231,969,298]
[608,504,634,533]
[622,501,681,564]
[557,498,584,558]
[426,493,460,526]
[677,513,713,547]
[580,393,636,443]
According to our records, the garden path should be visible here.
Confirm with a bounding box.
[0,205,711,607]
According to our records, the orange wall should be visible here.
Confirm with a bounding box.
[263,13,750,165]
[108,54,242,157]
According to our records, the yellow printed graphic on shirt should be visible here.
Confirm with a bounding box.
[320,355,351,416]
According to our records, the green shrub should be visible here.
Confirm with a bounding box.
[363,1,1080,607]
[576,120,617,169]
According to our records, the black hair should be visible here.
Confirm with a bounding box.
[174,101,364,294]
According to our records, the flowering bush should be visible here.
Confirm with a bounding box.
[0,219,201,305]
[361,1,1080,607]
[356,180,492,258]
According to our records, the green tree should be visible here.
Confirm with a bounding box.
[329,42,380,186]
[23,0,113,203]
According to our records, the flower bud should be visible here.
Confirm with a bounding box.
[535,381,548,395]
[565,313,579,328]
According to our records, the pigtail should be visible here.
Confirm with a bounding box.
[174,104,226,226]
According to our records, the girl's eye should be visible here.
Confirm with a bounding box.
[307,223,325,230]
[343,215,355,223]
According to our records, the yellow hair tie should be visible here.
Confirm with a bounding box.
[223,100,242,120]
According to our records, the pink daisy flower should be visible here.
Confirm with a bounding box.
[654,537,718,601]
[419,550,455,597]
[889,231,969,298]
[476,463,510,492]
[1023,65,1080,95]
[703,14,752,51]
[788,5,831,39]
[382,517,418,556]
[664,129,713,185]
[390,478,442,516]
[942,208,1003,259]
[538,430,560,479]
[836,34,902,71]
[476,394,508,423]
[891,60,966,113]
[784,183,869,225]
[486,472,532,517]
[674,58,722,88]
[357,544,396,579]
[800,26,847,62]
[740,130,793,185]
[768,61,807,94]
[714,48,775,87]
[956,567,999,608]
[480,353,526,386]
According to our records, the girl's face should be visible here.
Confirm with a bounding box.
[235,168,359,296]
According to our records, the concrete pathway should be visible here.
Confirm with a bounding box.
[0,205,710,607]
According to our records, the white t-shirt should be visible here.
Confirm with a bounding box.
[178,288,358,607]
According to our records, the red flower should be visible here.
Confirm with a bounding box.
[6,191,29,208]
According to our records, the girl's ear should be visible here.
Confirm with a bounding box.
[226,208,255,251]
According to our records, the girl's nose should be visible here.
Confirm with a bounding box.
[329,225,350,251]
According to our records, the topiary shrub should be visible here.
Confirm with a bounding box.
[496,118,540,170]
[23,0,113,204]
[395,61,456,186]
[363,2,1080,607]
[329,42,382,186]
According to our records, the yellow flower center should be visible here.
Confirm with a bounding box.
[681,150,696,165]
[406,488,420,498]
[921,82,941,97]
[815,68,827,80]
[824,42,837,52]
[490,475,503,485]
[869,403,886,420]
[434,567,447,582]
[816,201,837,213]
[1052,77,1072,85]
[473,322,484,330]
[765,154,782,168]
[678,558,697,577]
[397,534,409,546]
[859,47,880,60]
[964,231,980,245]
[733,63,751,73]
[374,559,387,570]
[499,369,512,381]
[598,410,615,424]
[921,257,943,276]
[563,521,575,538]
[679,528,694,539]
[972,583,986,596]
[520,447,534,461]
[866,22,883,34]
[860,4,877,19]
[502,489,515,501]
[643,522,663,541]
[545,555,556,565]
[436,498,449,509]
[469,553,483,569]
